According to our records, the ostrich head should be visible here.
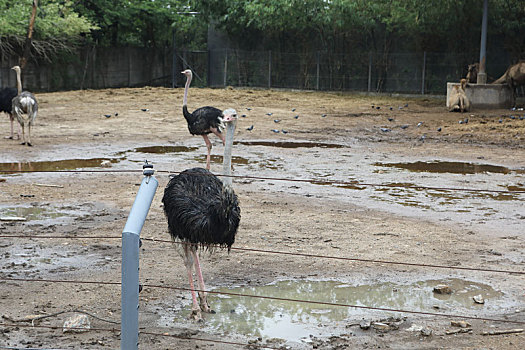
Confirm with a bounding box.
[181,69,192,78]
[222,108,237,123]
[11,66,21,74]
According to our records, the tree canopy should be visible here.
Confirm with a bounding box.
[1,0,524,62]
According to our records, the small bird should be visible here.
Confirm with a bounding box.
[115,112,119,116]
[246,107,252,111]
[141,108,149,112]
[387,117,394,122]
[266,112,273,116]
[274,119,280,123]
[380,128,391,132]
[294,115,299,119]
[281,129,289,134]
[246,125,254,131]
[271,129,280,133]
[417,122,423,127]
[321,114,327,118]
[241,114,247,118]
[437,127,442,132]
[104,114,112,118]
[400,125,409,130]
[404,103,408,107]
[389,107,393,111]
[510,115,515,120]
[498,119,503,123]
[376,106,380,110]
[291,108,296,112]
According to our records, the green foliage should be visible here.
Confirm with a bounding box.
[0,0,98,39]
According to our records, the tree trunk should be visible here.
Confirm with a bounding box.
[20,0,38,69]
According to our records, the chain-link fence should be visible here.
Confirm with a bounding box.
[0,47,514,95]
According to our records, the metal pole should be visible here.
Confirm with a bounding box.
[316,51,320,90]
[223,50,228,87]
[421,51,426,95]
[477,0,488,84]
[121,162,158,350]
[268,50,271,89]
[172,28,177,88]
[368,52,372,92]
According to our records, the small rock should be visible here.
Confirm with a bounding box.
[433,284,452,294]
[451,320,471,328]
[421,328,433,337]
[63,314,90,333]
[359,320,371,330]
[372,322,390,332]
[473,295,485,304]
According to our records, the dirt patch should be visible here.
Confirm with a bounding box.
[1,87,524,349]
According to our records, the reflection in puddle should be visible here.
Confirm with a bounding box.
[374,161,522,175]
[130,145,198,154]
[235,141,346,149]
[176,279,502,342]
[0,158,119,172]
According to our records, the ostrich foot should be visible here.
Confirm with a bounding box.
[27,142,32,147]
[4,136,13,139]
[188,308,204,322]
[199,300,215,314]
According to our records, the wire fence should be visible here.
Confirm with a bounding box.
[1,166,524,348]
[0,47,517,95]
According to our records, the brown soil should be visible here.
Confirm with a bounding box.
[1,87,524,349]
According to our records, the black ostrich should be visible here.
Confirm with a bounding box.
[0,87,18,139]
[162,108,240,321]
[181,69,227,170]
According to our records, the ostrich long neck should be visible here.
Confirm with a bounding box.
[183,73,192,107]
[222,121,236,187]
[15,70,22,95]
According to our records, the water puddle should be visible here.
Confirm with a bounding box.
[0,158,119,173]
[174,278,503,342]
[374,161,523,175]
[235,141,346,149]
[128,145,198,154]
[0,204,94,225]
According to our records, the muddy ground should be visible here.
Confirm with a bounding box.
[0,87,524,349]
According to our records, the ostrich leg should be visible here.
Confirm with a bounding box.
[191,250,213,313]
[202,134,212,170]
[27,124,32,146]
[183,247,202,321]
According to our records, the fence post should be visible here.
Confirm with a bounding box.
[368,52,372,92]
[121,161,158,350]
[223,50,228,87]
[268,50,272,89]
[421,51,426,95]
[171,28,177,88]
[316,51,320,90]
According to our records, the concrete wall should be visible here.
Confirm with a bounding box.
[446,82,513,109]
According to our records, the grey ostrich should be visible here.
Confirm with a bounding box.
[0,87,18,139]
[162,108,240,321]
[11,65,38,146]
[181,69,227,170]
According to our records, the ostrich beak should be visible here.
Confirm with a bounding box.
[222,108,237,122]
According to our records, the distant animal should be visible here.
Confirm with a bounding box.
[448,79,470,113]
[11,66,38,146]
[162,109,240,321]
[181,69,229,170]
[466,63,479,83]
[0,87,19,139]
[492,61,525,106]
